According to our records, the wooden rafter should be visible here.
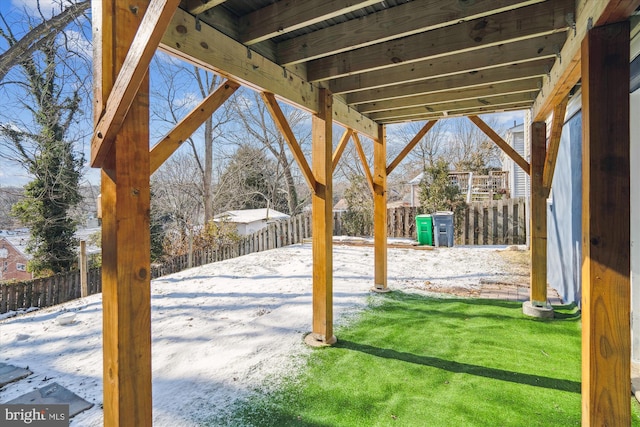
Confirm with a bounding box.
[260,92,317,192]
[278,0,547,65]
[532,0,640,121]
[332,128,353,172]
[240,0,381,45]
[348,59,552,105]
[149,79,239,174]
[352,132,375,195]
[357,79,542,114]
[541,95,569,195]
[370,92,537,122]
[379,106,528,125]
[160,8,378,138]
[468,115,530,174]
[331,32,566,95]
[184,0,227,16]
[91,0,181,168]
[307,0,573,82]
[386,120,438,176]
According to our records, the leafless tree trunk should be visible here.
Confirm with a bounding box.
[231,92,311,215]
[150,57,233,224]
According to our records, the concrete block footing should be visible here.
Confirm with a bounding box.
[304,333,337,347]
[522,300,554,318]
[370,285,392,293]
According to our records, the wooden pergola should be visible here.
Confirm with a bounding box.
[91,1,638,425]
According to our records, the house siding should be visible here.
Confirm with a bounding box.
[0,237,32,282]
[546,103,582,306]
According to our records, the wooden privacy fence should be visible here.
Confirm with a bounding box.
[0,213,314,314]
[1,200,525,314]
[0,268,102,315]
[333,197,527,246]
[458,198,527,245]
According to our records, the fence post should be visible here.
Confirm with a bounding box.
[80,240,88,297]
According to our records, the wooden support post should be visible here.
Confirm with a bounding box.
[528,121,549,307]
[581,21,630,426]
[309,88,336,345]
[373,124,388,292]
[79,240,87,297]
[93,0,152,424]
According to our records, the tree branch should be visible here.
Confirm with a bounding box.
[0,0,90,82]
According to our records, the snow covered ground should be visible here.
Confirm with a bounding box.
[0,242,527,426]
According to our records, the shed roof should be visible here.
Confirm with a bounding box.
[214,208,290,224]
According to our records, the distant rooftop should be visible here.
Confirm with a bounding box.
[214,208,290,224]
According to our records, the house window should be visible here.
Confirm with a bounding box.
[0,247,7,258]
[16,263,26,271]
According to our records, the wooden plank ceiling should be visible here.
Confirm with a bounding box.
[165,0,636,128]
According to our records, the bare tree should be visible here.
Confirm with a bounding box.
[150,56,234,223]
[445,117,503,173]
[230,92,311,215]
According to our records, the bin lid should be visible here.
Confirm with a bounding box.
[416,214,432,218]
[433,211,454,216]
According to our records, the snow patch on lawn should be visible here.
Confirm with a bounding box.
[0,242,524,426]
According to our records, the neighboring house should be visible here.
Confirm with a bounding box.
[0,235,32,282]
[408,170,510,204]
[213,208,290,236]
[333,198,349,212]
[502,123,530,199]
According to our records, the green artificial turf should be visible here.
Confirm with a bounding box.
[215,292,640,426]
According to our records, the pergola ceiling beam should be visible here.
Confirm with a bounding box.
[368,92,537,122]
[352,132,375,195]
[330,32,567,95]
[531,0,640,121]
[149,79,239,174]
[278,0,545,65]
[386,120,438,176]
[356,78,542,114]
[183,0,227,16]
[160,8,378,139]
[91,0,181,168]
[377,106,528,125]
[541,95,569,195]
[348,59,553,106]
[468,115,530,174]
[332,128,353,172]
[261,92,317,192]
[307,0,573,82]
[240,0,381,45]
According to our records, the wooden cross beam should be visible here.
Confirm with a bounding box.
[260,92,317,192]
[332,128,353,172]
[541,95,569,195]
[91,0,181,168]
[468,115,530,174]
[150,79,239,174]
[386,120,437,176]
[352,132,375,196]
